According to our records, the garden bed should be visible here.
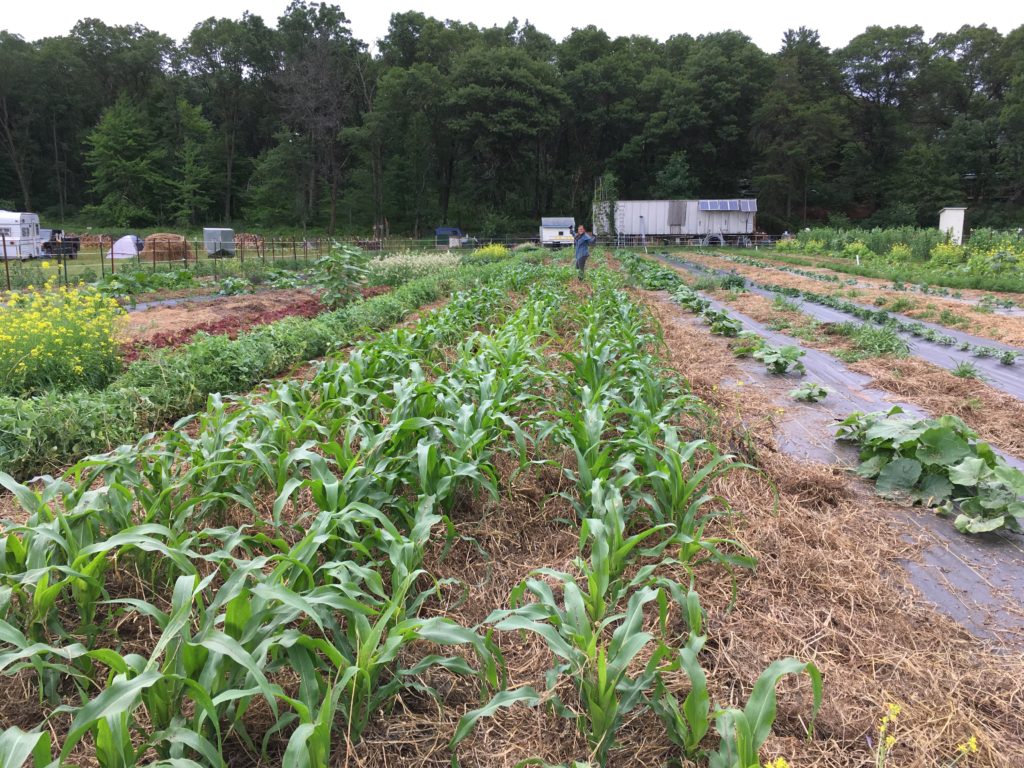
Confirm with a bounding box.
[119,286,391,362]
[4,260,1023,768]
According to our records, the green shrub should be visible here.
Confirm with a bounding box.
[887,244,913,262]
[841,241,874,261]
[930,242,966,267]
[313,244,372,307]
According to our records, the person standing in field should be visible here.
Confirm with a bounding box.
[574,224,597,280]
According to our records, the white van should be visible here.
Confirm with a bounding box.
[0,210,42,260]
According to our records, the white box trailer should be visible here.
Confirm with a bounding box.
[594,199,757,245]
[540,217,575,247]
[0,210,42,260]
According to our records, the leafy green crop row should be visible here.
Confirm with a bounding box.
[621,254,809,378]
[0,261,511,479]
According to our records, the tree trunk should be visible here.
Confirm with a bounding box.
[0,97,31,211]
[372,141,384,233]
[440,152,455,224]
[328,165,338,235]
[223,127,236,223]
[52,116,65,222]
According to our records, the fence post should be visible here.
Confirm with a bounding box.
[2,234,10,291]
[292,238,297,267]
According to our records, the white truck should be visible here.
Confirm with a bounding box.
[0,210,42,260]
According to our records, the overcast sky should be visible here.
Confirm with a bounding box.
[4,0,1022,52]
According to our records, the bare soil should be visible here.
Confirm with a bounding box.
[120,288,321,343]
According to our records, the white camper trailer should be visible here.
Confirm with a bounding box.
[593,199,757,245]
[540,217,575,248]
[0,210,42,260]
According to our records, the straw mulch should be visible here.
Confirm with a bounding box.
[850,357,1024,459]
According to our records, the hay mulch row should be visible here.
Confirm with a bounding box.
[849,357,1024,457]
[680,251,1024,347]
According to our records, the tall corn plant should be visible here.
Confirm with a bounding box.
[624,427,756,578]
[455,585,667,766]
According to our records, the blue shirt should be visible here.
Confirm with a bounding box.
[574,231,596,260]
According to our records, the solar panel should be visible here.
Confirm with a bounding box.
[699,199,757,212]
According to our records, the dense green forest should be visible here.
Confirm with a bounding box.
[1,2,1023,234]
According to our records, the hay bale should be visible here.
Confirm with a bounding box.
[141,233,193,263]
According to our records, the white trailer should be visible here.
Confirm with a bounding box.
[593,199,757,245]
[0,210,42,260]
[540,217,575,248]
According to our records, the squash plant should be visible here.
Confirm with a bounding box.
[836,407,1024,533]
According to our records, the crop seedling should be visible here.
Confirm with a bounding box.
[720,273,746,291]
[730,331,765,358]
[754,344,806,375]
[1000,350,1019,365]
[790,382,828,402]
[708,313,743,337]
[216,275,251,295]
[951,360,983,379]
[772,295,801,313]
[456,584,668,766]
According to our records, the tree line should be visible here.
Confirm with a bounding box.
[1,3,1023,235]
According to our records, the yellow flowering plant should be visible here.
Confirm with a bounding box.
[1,276,124,395]
[463,243,512,264]
[874,702,901,767]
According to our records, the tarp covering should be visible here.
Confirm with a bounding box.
[111,235,142,260]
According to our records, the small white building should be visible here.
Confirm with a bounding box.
[0,210,42,260]
[593,199,757,244]
[939,207,967,245]
[539,217,575,247]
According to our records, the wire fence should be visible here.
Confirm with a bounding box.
[1,231,785,291]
